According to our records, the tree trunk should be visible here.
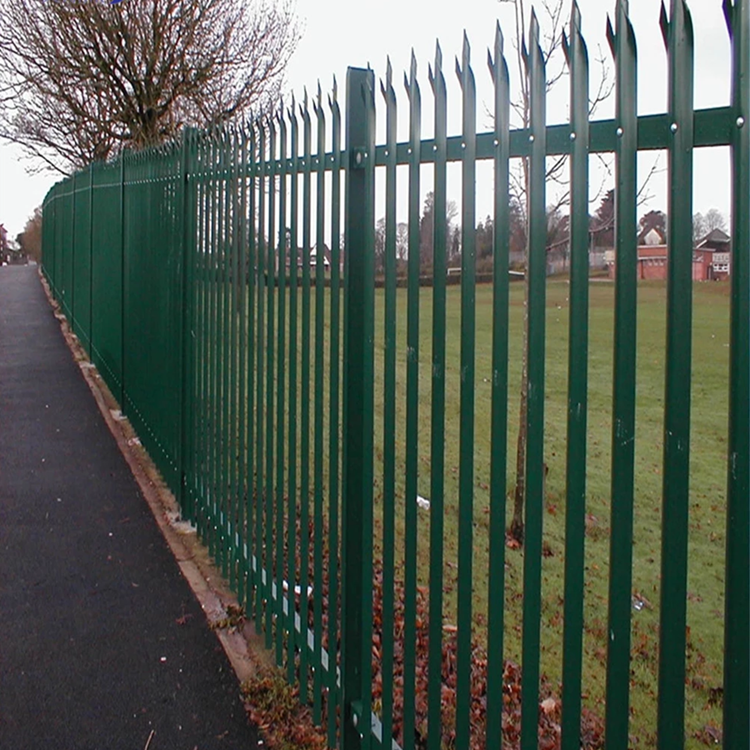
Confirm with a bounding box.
[509,285,528,545]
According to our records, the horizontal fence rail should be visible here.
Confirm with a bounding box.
[42,1,749,749]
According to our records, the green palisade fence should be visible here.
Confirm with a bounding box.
[41,1,750,748]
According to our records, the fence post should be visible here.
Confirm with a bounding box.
[723,0,750,747]
[69,170,76,322]
[341,66,375,750]
[88,162,95,362]
[178,128,194,511]
[119,150,126,410]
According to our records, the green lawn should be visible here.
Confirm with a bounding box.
[367,278,729,746]
[207,275,729,746]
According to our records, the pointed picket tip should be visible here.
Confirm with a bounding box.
[529,8,541,47]
[380,57,393,101]
[571,0,583,32]
[313,81,324,117]
[495,21,504,58]
[462,30,471,67]
[723,0,734,39]
[682,0,695,47]
[429,40,444,90]
[328,76,339,112]
[562,29,570,65]
[606,15,616,57]
[488,22,504,82]
[300,87,311,122]
[659,1,669,51]
[521,36,529,69]
[410,48,418,81]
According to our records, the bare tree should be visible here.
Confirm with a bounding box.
[0,0,299,172]
[693,213,707,243]
[498,0,659,545]
[703,208,728,233]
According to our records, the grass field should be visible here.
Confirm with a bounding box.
[364,278,729,747]
[198,274,729,746]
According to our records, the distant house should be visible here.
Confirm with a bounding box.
[309,245,331,271]
[694,228,731,280]
[279,243,343,277]
[607,227,731,281]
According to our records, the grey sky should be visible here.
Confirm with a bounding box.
[0,0,734,239]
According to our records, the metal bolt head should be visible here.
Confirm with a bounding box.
[616,127,623,137]
[529,134,535,143]
[738,116,745,129]
[670,122,678,133]
[570,132,577,141]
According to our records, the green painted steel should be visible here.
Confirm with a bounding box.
[276,113,288,665]
[455,33,477,750]
[426,42,447,750]
[379,58,398,750]
[299,92,312,704]
[326,81,342,748]
[313,86,326,722]
[658,2,694,747]
[724,1,750,748]
[605,3,639,748]
[41,5,750,749]
[560,5,589,749]
[402,52,420,750]
[342,66,375,750]
[286,101,300,686]
[520,14,547,750]
[265,119,277,650]
[486,22,510,750]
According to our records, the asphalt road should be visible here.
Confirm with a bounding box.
[0,265,259,750]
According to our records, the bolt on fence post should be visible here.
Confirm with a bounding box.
[341,66,375,750]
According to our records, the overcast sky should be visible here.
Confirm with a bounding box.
[0,0,734,239]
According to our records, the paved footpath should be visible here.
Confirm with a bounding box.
[0,265,259,749]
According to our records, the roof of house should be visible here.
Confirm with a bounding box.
[638,226,667,245]
[696,228,731,249]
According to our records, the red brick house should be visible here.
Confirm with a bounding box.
[607,227,731,281]
[694,228,731,280]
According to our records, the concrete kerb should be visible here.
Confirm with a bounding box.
[37,269,275,688]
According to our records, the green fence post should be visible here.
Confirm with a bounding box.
[88,162,95,360]
[341,66,375,750]
[179,128,195,512]
[724,0,750,747]
[119,150,127,410]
